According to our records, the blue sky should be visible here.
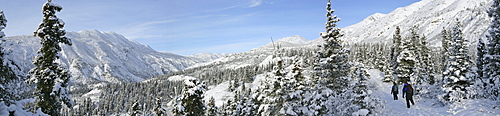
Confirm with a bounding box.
[0,0,420,55]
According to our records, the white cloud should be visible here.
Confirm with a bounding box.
[117,19,177,39]
[248,0,263,7]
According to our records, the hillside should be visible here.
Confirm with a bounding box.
[341,0,491,46]
[2,30,203,85]
[1,0,498,115]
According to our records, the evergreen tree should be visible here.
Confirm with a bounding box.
[28,1,73,115]
[441,27,452,68]
[309,0,352,115]
[440,20,474,104]
[172,77,207,116]
[351,64,378,115]
[395,34,417,83]
[0,10,15,104]
[386,26,402,82]
[154,97,166,116]
[314,0,350,92]
[476,38,488,99]
[279,60,311,115]
[476,38,486,80]
[0,10,5,39]
[205,97,218,116]
[130,102,141,116]
[484,0,500,101]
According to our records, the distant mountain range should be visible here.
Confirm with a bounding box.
[2,30,220,86]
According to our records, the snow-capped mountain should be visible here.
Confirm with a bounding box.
[341,0,491,46]
[187,52,228,62]
[2,30,203,84]
[256,35,317,50]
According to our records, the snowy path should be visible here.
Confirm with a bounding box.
[367,69,499,116]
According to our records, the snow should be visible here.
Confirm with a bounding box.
[204,81,234,107]
[352,109,369,116]
[167,75,196,82]
[256,35,312,50]
[339,0,491,47]
[2,30,203,84]
[187,52,228,62]
[367,69,499,115]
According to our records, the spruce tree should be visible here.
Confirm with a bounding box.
[0,10,13,104]
[0,10,5,39]
[441,20,474,104]
[314,0,350,92]
[484,0,500,101]
[130,102,142,116]
[172,77,207,116]
[309,0,351,115]
[205,97,218,116]
[441,28,452,70]
[386,26,402,82]
[474,38,488,99]
[395,33,417,83]
[153,97,166,116]
[477,38,486,79]
[28,0,73,115]
[351,64,374,115]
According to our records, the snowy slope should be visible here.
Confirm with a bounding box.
[2,30,203,84]
[367,69,499,115]
[187,52,228,62]
[256,35,313,49]
[339,0,491,46]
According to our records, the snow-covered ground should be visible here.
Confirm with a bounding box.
[367,69,499,115]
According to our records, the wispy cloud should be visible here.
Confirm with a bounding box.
[138,20,177,27]
[117,19,177,39]
[248,0,263,7]
[172,40,267,55]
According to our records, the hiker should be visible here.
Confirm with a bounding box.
[390,82,398,100]
[402,81,415,108]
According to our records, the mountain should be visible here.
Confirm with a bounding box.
[46,0,499,115]
[187,52,228,62]
[159,0,495,112]
[2,30,203,85]
[341,0,491,46]
[256,35,312,49]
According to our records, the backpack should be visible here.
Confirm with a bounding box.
[392,85,398,93]
[403,84,413,93]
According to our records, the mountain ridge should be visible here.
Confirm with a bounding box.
[341,0,491,46]
[2,30,203,85]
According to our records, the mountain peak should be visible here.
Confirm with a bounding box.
[342,0,491,45]
[275,35,309,45]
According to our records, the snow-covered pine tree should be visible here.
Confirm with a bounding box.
[172,77,207,116]
[395,34,417,83]
[475,38,488,99]
[419,35,436,85]
[351,64,383,115]
[154,97,166,116]
[205,97,218,116]
[28,0,73,115]
[0,10,13,104]
[386,26,402,82]
[351,64,374,115]
[476,38,486,81]
[309,0,352,115]
[279,59,312,116]
[0,10,5,39]
[484,0,500,101]
[314,0,350,92]
[130,102,142,116]
[440,20,474,104]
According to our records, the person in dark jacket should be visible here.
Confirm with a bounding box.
[402,81,415,108]
[391,82,398,100]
